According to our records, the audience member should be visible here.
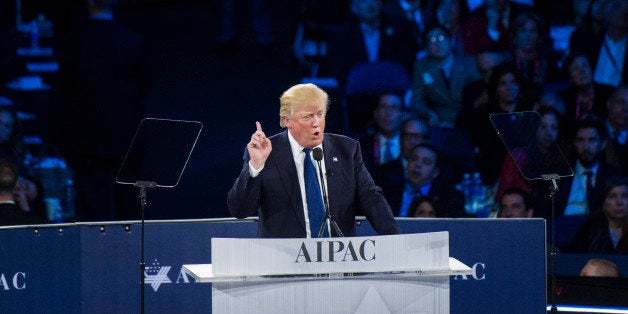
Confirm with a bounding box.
[380,143,464,217]
[382,0,436,59]
[510,11,559,91]
[570,176,627,253]
[571,0,628,87]
[465,62,531,186]
[0,158,47,226]
[603,84,628,175]
[580,258,622,277]
[459,0,533,55]
[54,0,148,221]
[498,187,534,218]
[495,106,563,214]
[434,0,470,55]
[555,116,620,217]
[374,116,430,190]
[409,195,438,217]
[0,107,32,175]
[409,24,480,127]
[327,0,416,84]
[559,52,615,139]
[533,91,566,116]
[359,92,406,171]
[13,175,47,220]
[568,0,611,63]
[457,48,509,131]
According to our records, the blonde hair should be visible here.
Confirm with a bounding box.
[279,83,329,128]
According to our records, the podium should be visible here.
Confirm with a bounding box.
[183,232,471,313]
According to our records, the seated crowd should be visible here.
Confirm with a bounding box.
[314,0,628,254]
[1,0,627,256]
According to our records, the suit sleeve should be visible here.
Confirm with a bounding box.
[227,148,262,219]
[353,142,402,235]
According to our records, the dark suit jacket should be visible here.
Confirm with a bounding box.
[227,131,401,238]
[382,0,436,55]
[376,158,465,218]
[570,27,628,86]
[327,14,416,84]
[554,161,621,217]
[409,54,480,126]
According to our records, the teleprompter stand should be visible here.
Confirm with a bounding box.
[490,112,573,313]
[116,118,203,314]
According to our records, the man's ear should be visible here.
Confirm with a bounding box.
[527,208,534,218]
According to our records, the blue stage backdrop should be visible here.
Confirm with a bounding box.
[1,218,550,313]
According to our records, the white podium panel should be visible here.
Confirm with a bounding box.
[183,232,471,314]
[213,276,449,314]
[211,232,449,276]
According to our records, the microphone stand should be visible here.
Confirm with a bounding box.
[135,180,156,314]
[541,174,559,314]
[315,159,344,238]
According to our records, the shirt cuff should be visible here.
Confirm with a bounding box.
[248,161,264,177]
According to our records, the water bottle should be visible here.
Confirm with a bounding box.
[461,173,474,215]
[64,178,76,219]
[30,20,40,49]
[471,172,486,217]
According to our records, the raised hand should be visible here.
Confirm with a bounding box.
[247,121,272,170]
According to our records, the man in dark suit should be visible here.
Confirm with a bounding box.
[410,25,480,127]
[379,143,464,218]
[228,83,401,238]
[326,0,416,84]
[603,84,628,175]
[569,0,628,87]
[373,116,430,190]
[359,92,405,172]
[554,116,621,217]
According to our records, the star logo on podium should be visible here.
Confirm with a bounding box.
[144,259,172,291]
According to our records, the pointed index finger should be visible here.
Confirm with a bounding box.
[256,121,263,132]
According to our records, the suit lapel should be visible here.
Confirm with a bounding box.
[273,131,307,231]
[322,136,338,220]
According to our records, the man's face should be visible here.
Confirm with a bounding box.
[499,193,532,218]
[607,88,628,129]
[400,120,429,158]
[373,94,404,135]
[284,105,326,149]
[573,127,605,167]
[406,147,439,188]
[426,28,452,59]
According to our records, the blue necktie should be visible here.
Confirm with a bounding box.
[303,148,325,236]
[584,170,593,212]
[383,139,394,164]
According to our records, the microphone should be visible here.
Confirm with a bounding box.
[312,147,324,161]
[313,148,343,237]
